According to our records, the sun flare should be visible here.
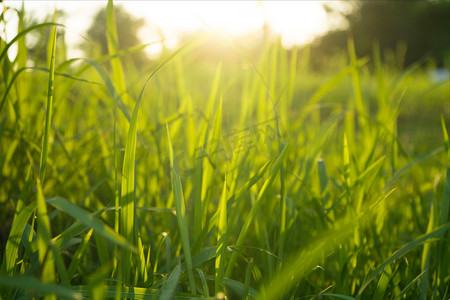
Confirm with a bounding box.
[5,1,329,58]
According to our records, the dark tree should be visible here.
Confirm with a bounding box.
[311,0,450,68]
[82,5,147,66]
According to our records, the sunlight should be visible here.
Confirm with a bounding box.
[125,1,328,55]
[4,1,330,58]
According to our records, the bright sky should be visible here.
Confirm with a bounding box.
[2,1,345,58]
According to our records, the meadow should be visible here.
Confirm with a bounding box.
[0,2,449,299]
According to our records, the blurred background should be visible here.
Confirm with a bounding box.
[2,0,449,71]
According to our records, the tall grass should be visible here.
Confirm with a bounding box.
[0,1,449,299]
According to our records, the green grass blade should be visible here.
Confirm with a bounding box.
[167,123,197,293]
[243,258,254,300]
[52,207,108,252]
[372,264,392,300]
[46,198,137,253]
[0,65,101,113]
[73,285,209,299]
[0,275,82,300]
[83,58,131,122]
[119,71,141,285]
[258,189,396,300]
[385,146,444,188]
[201,95,223,227]
[215,177,228,294]
[357,223,450,297]
[393,271,426,300]
[420,197,435,300]
[196,268,210,297]
[442,115,449,160]
[304,57,369,110]
[36,180,56,299]
[106,0,129,106]
[39,27,57,183]
[226,141,290,278]
[180,246,217,273]
[0,22,60,63]
[159,263,181,300]
[36,181,53,263]
[116,40,205,283]
[67,228,94,281]
[2,202,36,276]
[347,37,367,131]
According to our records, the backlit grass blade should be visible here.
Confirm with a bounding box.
[83,59,131,122]
[117,38,204,282]
[442,115,449,160]
[420,196,435,300]
[39,27,57,183]
[201,95,223,234]
[114,33,197,282]
[106,0,129,106]
[207,158,273,234]
[167,123,197,293]
[226,141,290,278]
[16,2,27,69]
[119,69,141,284]
[0,22,60,63]
[434,115,450,297]
[46,198,136,253]
[36,180,56,299]
[0,275,82,300]
[215,177,228,294]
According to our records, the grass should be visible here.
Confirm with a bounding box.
[0,1,449,299]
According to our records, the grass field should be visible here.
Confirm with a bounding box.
[0,2,449,299]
